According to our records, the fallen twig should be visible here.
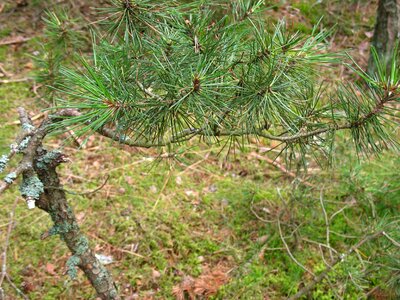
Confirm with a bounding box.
[250,153,314,187]
[3,112,46,127]
[5,274,28,300]
[0,198,18,299]
[0,77,31,84]
[87,233,147,259]
[44,175,110,196]
[0,36,33,46]
[278,216,315,277]
[0,64,12,77]
[319,190,333,261]
[288,231,384,300]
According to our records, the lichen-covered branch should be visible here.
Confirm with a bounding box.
[34,147,120,299]
[0,107,120,300]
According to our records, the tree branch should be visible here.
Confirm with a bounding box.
[288,231,384,300]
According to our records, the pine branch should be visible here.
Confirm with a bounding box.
[91,91,398,147]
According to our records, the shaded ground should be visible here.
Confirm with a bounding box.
[0,1,399,299]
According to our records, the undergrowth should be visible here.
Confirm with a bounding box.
[0,1,398,299]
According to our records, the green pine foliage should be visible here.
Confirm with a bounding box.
[37,0,399,166]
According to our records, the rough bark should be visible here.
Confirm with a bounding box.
[368,0,400,74]
[9,109,120,300]
[33,150,120,300]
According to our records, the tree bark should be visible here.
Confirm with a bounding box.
[33,149,120,300]
[368,0,400,74]
[12,109,120,300]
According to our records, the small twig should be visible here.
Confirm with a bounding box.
[250,197,275,223]
[0,163,31,195]
[4,112,46,127]
[5,274,28,300]
[319,244,332,268]
[382,231,400,247]
[152,171,171,210]
[302,238,338,255]
[330,204,351,221]
[288,231,384,300]
[0,64,12,77]
[319,190,333,261]
[52,176,109,196]
[250,153,314,187]
[277,217,315,277]
[0,78,32,84]
[363,285,381,299]
[87,233,147,259]
[0,36,33,46]
[0,198,18,298]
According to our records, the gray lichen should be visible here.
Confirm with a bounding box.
[109,289,118,298]
[0,155,9,173]
[4,172,17,184]
[36,150,62,170]
[66,255,81,279]
[22,123,35,132]
[75,236,90,256]
[93,271,110,293]
[19,175,44,200]
[47,221,79,237]
[17,137,31,153]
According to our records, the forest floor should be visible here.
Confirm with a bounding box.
[0,1,399,299]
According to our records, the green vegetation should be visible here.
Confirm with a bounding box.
[0,1,399,299]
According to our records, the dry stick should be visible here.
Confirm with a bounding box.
[0,163,31,195]
[152,171,171,210]
[382,231,400,247]
[43,176,110,197]
[319,190,333,261]
[250,153,314,187]
[0,198,18,299]
[0,64,12,77]
[277,217,316,277]
[0,36,33,46]
[288,231,384,300]
[4,112,46,127]
[87,233,147,259]
[4,273,28,300]
[0,78,31,84]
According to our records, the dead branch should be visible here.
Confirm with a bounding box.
[288,231,384,300]
[0,36,33,46]
[0,198,18,300]
[277,217,315,277]
[319,190,333,261]
[249,153,314,187]
[0,78,31,84]
[5,274,28,300]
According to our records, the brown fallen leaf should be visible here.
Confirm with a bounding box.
[172,265,230,300]
[45,263,57,276]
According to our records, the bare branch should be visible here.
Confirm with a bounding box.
[382,231,400,248]
[319,190,333,261]
[0,78,32,84]
[277,216,315,277]
[0,198,18,299]
[288,231,384,300]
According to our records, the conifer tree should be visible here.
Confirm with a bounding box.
[368,0,400,74]
[0,1,399,299]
